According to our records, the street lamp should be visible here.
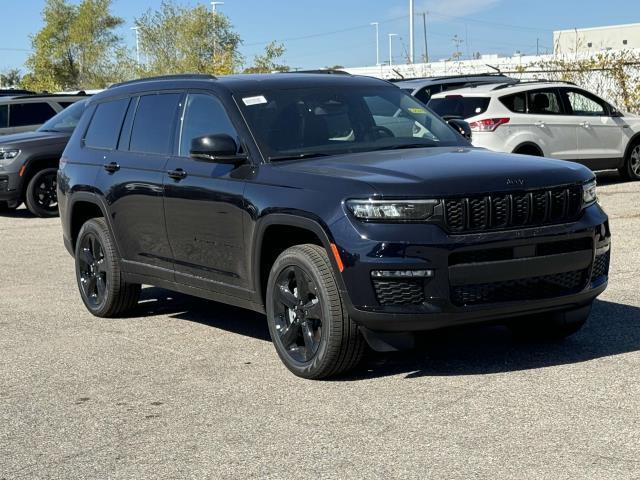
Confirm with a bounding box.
[388,33,399,68]
[211,1,224,13]
[370,22,380,66]
[131,26,140,65]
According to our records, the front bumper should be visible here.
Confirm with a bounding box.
[0,171,22,202]
[333,204,610,332]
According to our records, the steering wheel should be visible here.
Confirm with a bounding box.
[372,125,395,139]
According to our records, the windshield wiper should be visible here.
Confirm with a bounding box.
[372,143,435,151]
[268,152,331,162]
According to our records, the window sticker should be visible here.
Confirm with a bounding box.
[408,107,426,114]
[242,95,268,106]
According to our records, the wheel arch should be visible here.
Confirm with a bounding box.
[19,155,61,199]
[512,142,544,156]
[623,132,640,160]
[67,193,119,257]
[252,213,345,308]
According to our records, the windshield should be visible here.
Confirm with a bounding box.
[237,86,465,160]
[38,100,87,133]
[428,96,491,120]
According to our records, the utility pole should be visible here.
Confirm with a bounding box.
[408,0,415,63]
[388,33,399,68]
[211,2,224,63]
[536,38,540,56]
[211,1,224,13]
[452,34,463,61]
[421,12,428,63]
[131,26,140,65]
[370,22,380,66]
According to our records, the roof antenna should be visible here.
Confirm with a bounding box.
[392,68,405,80]
[485,64,501,74]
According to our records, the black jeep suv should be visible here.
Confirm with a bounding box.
[58,74,610,379]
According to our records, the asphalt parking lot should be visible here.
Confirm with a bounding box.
[0,171,639,479]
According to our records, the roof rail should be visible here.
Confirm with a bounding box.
[8,92,91,100]
[109,74,218,89]
[390,73,512,83]
[285,69,350,75]
[492,79,576,91]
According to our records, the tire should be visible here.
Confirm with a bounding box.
[619,141,640,181]
[25,167,59,217]
[266,244,365,379]
[513,145,543,157]
[508,304,592,341]
[75,218,141,317]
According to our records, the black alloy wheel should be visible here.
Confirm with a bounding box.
[77,232,108,310]
[25,167,59,217]
[272,265,323,363]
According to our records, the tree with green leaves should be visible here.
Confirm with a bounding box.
[243,42,289,74]
[22,0,125,91]
[135,1,243,77]
[0,69,22,88]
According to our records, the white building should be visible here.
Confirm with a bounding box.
[554,23,640,54]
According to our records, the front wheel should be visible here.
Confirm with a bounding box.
[266,244,365,379]
[25,167,59,217]
[508,304,592,340]
[620,142,640,181]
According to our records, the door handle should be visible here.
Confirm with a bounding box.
[167,168,187,181]
[580,122,591,129]
[103,162,120,173]
[534,121,546,128]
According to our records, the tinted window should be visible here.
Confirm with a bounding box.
[565,90,606,116]
[428,96,491,119]
[527,90,562,114]
[239,86,463,159]
[500,92,526,113]
[84,98,129,150]
[130,94,181,155]
[9,102,57,127]
[179,94,238,156]
[0,105,7,128]
[38,100,87,133]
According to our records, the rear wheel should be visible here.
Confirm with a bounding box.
[25,167,59,217]
[75,218,140,317]
[513,145,543,157]
[266,244,365,379]
[620,142,640,181]
[508,304,592,340]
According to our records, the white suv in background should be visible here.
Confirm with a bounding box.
[428,81,640,180]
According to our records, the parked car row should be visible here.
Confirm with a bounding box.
[48,72,610,379]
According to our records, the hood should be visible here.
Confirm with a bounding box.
[0,130,71,149]
[276,147,593,197]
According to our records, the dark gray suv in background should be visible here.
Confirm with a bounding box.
[0,100,88,216]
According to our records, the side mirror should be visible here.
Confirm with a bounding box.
[190,134,247,164]
[445,118,472,141]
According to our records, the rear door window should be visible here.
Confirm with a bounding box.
[500,92,527,113]
[526,89,563,115]
[9,102,57,127]
[129,93,182,155]
[84,98,130,150]
[0,105,7,127]
[427,96,491,119]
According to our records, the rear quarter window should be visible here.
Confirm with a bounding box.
[427,96,490,119]
[500,92,527,113]
[84,98,130,150]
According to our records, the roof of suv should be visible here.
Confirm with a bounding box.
[429,81,577,98]
[95,73,389,102]
[395,74,517,90]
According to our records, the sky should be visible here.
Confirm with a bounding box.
[1,0,639,73]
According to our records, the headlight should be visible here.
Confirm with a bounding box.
[346,199,439,221]
[582,179,597,206]
[0,149,20,166]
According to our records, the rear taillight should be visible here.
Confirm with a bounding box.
[468,117,510,132]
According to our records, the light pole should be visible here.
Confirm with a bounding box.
[370,22,380,66]
[388,33,398,68]
[211,1,224,13]
[409,0,415,63]
[131,26,140,65]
